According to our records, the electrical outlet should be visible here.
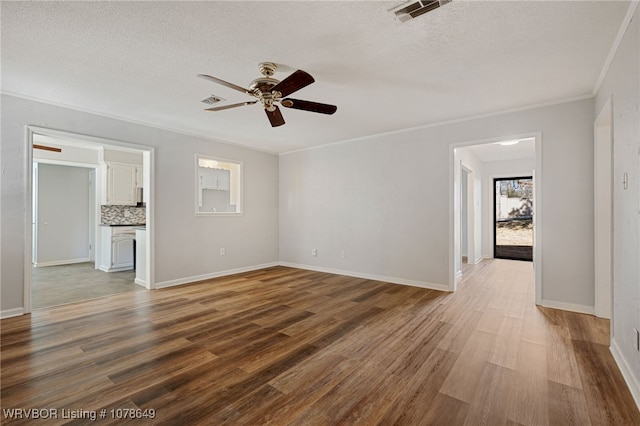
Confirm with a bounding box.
[312,249,317,257]
[634,328,640,351]
[220,248,226,256]
[340,250,345,258]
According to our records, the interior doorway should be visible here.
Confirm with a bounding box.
[25,126,154,313]
[493,176,533,261]
[31,161,142,308]
[450,135,540,301]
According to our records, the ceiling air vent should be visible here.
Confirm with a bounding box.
[390,0,451,22]
[201,95,225,105]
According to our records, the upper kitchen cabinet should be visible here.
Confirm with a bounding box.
[105,162,137,205]
[100,148,143,206]
[199,167,231,191]
[135,165,143,189]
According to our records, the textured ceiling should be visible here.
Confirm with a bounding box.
[1,1,631,153]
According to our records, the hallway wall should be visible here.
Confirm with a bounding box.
[35,163,92,266]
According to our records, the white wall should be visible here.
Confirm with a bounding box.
[594,4,640,406]
[35,163,91,265]
[280,98,595,306]
[103,149,142,165]
[1,94,279,315]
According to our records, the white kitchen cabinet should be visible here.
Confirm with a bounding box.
[216,169,231,191]
[200,167,218,189]
[198,167,231,208]
[195,155,242,215]
[135,165,143,188]
[105,162,137,205]
[112,237,134,269]
[199,167,230,190]
[99,226,135,272]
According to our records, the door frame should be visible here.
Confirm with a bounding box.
[493,176,534,261]
[460,163,479,268]
[594,96,613,320]
[23,126,155,314]
[449,132,542,306]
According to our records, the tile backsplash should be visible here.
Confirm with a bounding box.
[101,205,146,225]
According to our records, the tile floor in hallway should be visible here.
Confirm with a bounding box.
[31,262,142,309]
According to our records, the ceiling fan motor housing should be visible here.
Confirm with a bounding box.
[249,76,281,111]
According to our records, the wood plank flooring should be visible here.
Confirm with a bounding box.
[2,260,639,425]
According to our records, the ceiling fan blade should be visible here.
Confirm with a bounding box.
[265,106,285,127]
[280,98,337,115]
[271,70,315,97]
[205,100,258,112]
[198,74,253,95]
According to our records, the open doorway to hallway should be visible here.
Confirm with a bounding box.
[451,136,540,299]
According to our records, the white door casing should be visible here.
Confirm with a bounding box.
[594,97,613,320]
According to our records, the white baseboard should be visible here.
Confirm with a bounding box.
[1,307,25,319]
[134,278,148,287]
[154,262,280,289]
[279,262,451,292]
[539,299,595,315]
[34,258,90,267]
[98,264,133,273]
[611,337,640,411]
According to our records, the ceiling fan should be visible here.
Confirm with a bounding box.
[198,62,337,127]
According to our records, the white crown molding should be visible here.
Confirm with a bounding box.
[0,90,279,155]
[279,94,593,156]
[592,1,639,96]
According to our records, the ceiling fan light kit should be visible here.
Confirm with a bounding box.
[198,62,337,127]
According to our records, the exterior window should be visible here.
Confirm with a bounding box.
[196,154,242,215]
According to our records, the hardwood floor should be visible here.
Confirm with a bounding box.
[2,260,638,425]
